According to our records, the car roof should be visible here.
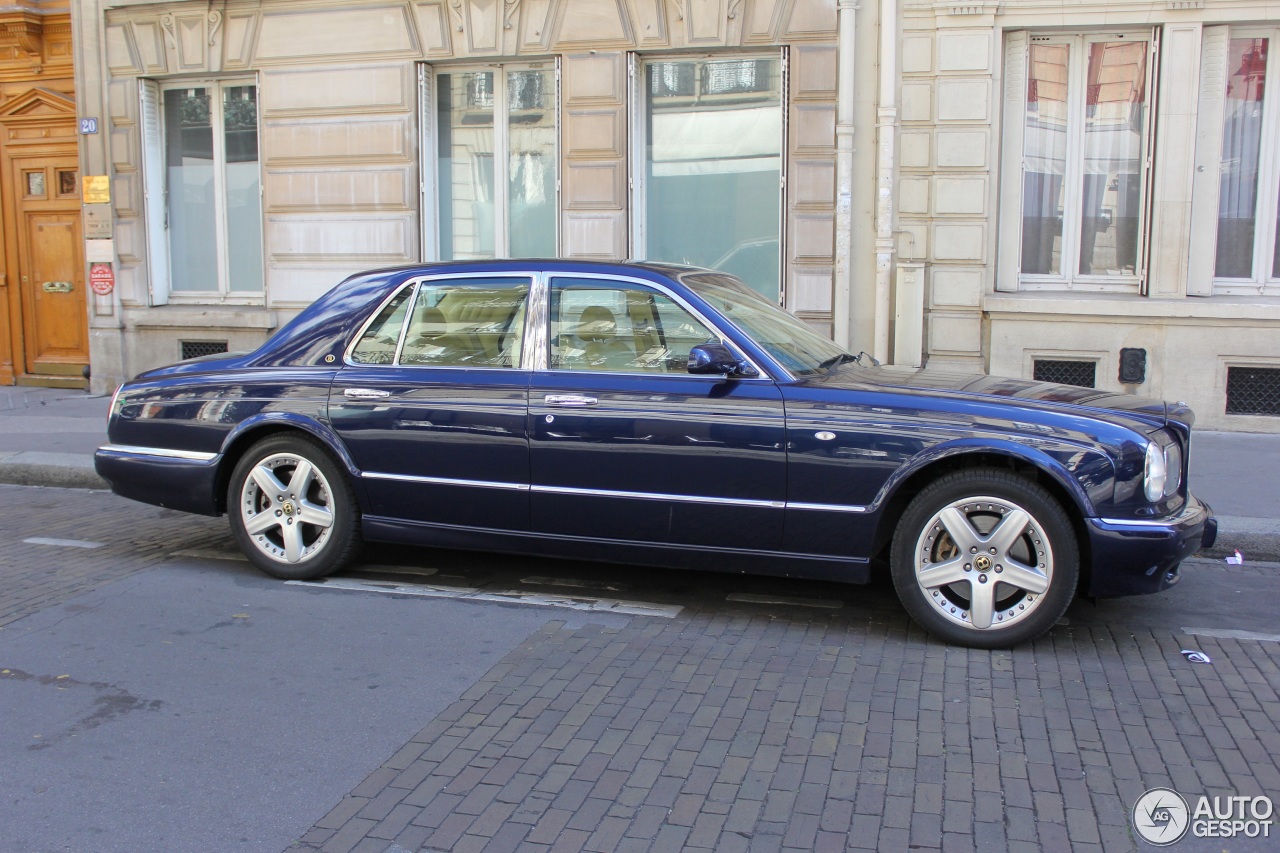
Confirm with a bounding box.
[352,258,707,282]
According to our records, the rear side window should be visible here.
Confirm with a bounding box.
[349,278,532,368]
[401,279,530,368]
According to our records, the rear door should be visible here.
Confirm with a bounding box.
[328,274,533,529]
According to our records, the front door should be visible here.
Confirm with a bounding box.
[529,274,787,552]
[11,154,88,383]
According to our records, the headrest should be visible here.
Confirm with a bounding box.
[413,306,449,337]
[577,305,616,342]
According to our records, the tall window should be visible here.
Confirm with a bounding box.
[1005,34,1153,291]
[1214,35,1280,292]
[434,64,557,260]
[157,82,263,296]
[635,55,784,303]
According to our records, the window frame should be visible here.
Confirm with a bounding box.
[141,76,264,305]
[629,50,788,305]
[998,30,1157,294]
[421,60,562,262]
[1208,26,1280,295]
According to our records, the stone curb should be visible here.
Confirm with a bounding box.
[1,454,1276,562]
[0,452,108,491]
[1200,515,1280,564]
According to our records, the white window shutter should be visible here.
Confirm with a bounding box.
[139,80,170,306]
[1187,25,1230,296]
[996,31,1029,293]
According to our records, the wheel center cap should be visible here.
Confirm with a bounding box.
[282,501,295,516]
[974,555,992,571]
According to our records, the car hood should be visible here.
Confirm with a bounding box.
[805,365,1189,431]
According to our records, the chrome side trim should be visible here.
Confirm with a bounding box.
[99,444,218,462]
[363,472,530,492]
[786,501,870,514]
[531,483,785,508]
[361,472,870,514]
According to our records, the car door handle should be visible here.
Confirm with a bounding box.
[343,388,392,400]
[544,394,597,407]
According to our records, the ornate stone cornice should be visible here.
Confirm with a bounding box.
[0,12,44,67]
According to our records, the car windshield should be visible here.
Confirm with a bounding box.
[682,272,853,376]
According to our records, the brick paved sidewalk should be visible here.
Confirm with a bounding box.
[290,588,1280,853]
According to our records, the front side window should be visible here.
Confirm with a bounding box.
[435,65,557,260]
[1012,34,1152,291]
[161,82,262,296]
[1214,34,1280,291]
[635,55,784,303]
[549,277,719,374]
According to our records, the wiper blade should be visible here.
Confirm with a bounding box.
[818,352,861,371]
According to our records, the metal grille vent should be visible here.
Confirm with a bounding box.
[1226,366,1280,416]
[181,340,229,360]
[1033,359,1096,388]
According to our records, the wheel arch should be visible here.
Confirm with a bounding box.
[869,442,1099,593]
[214,415,363,515]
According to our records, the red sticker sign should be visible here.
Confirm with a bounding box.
[89,263,114,296]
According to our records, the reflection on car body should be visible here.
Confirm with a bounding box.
[95,260,1216,648]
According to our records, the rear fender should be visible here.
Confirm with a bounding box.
[216,413,368,513]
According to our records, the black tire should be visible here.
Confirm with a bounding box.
[890,468,1079,648]
[228,434,362,580]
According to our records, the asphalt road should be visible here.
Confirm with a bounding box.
[1,484,1277,852]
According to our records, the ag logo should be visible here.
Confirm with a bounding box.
[1133,787,1190,845]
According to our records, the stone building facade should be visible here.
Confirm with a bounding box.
[63,0,1280,431]
[897,0,1280,431]
[70,0,878,393]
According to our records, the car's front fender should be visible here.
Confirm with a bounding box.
[871,435,1113,520]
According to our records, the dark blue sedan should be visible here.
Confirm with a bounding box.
[95,260,1215,647]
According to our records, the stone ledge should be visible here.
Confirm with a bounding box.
[125,305,279,330]
[985,292,1280,322]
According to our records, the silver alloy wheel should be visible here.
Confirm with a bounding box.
[238,451,335,564]
[912,495,1054,631]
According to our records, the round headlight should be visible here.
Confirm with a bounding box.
[1143,441,1166,502]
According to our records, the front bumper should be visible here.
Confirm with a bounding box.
[94,444,222,516]
[1085,495,1216,597]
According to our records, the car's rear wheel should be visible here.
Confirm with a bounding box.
[890,469,1078,648]
[228,434,361,580]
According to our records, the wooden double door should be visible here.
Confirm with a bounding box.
[4,148,88,385]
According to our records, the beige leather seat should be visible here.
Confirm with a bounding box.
[576,305,634,369]
[402,307,477,365]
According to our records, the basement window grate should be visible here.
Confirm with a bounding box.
[1226,366,1280,416]
[181,341,229,360]
[1033,359,1096,389]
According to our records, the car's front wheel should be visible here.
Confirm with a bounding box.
[228,434,361,580]
[890,469,1078,648]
